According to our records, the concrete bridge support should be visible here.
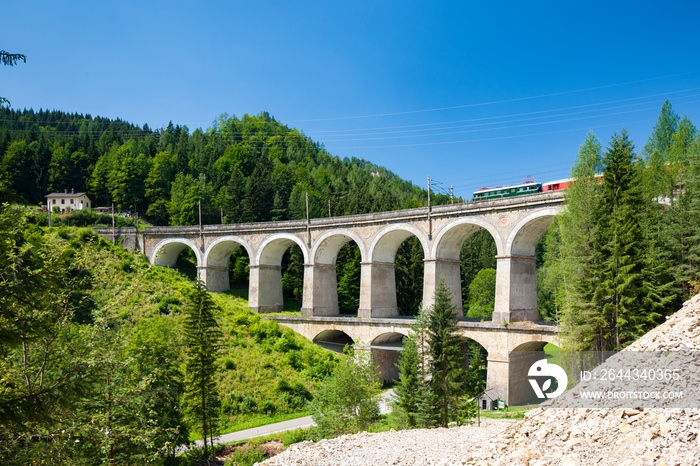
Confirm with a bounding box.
[359,262,399,318]
[249,265,284,313]
[302,263,340,316]
[422,258,464,317]
[492,255,540,323]
[197,266,229,292]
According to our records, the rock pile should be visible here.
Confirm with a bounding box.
[259,418,516,466]
[467,294,700,465]
[258,295,700,466]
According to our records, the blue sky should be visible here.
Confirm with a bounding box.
[3,1,700,200]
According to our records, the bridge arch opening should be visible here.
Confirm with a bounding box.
[460,337,489,394]
[312,329,354,353]
[252,234,308,313]
[371,332,406,383]
[363,225,428,317]
[151,239,202,281]
[506,340,561,405]
[431,221,500,319]
[203,237,252,294]
[307,231,365,316]
[498,208,560,322]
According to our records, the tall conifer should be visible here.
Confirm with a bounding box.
[558,132,604,351]
[183,280,222,450]
[594,130,651,350]
[427,280,465,427]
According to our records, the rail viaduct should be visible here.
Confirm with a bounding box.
[98,191,565,405]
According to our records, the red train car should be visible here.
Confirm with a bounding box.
[542,173,603,192]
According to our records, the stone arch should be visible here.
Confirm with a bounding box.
[493,207,562,323]
[312,229,367,265]
[507,339,560,405]
[250,233,309,314]
[458,331,492,355]
[428,219,502,316]
[204,236,254,268]
[202,236,254,292]
[304,230,366,316]
[256,233,309,266]
[369,224,429,263]
[505,207,561,257]
[151,238,202,268]
[361,224,429,318]
[432,218,503,260]
[312,329,355,353]
[370,332,407,382]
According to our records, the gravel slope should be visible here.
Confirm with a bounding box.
[259,418,516,466]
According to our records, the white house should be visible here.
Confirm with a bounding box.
[45,189,92,212]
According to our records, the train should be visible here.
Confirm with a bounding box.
[472,175,603,201]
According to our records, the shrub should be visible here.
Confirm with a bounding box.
[224,444,268,466]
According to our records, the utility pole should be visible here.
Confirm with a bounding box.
[427,175,432,240]
[198,200,203,246]
[221,207,224,225]
[306,192,311,247]
[111,202,116,244]
[328,198,331,218]
[450,184,454,204]
[48,203,51,227]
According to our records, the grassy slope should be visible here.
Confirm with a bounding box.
[54,226,339,438]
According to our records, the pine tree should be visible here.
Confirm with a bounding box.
[669,132,700,298]
[426,280,466,427]
[558,132,605,351]
[393,335,420,428]
[183,280,222,450]
[594,130,651,350]
[642,99,679,160]
[223,167,245,223]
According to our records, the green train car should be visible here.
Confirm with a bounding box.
[472,181,541,200]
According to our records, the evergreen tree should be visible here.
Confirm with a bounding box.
[558,132,605,351]
[668,132,700,298]
[394,305,434,428]
[594,130,652,350]
[642,99,679,160]
[393,336,419,428]
[183,280,222,450]
[222,167,245,223]
[426,280,466,427]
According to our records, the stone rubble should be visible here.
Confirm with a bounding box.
[259,294,700,466]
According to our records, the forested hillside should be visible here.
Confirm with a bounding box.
[0,205,338,465]
[0,109,451,223]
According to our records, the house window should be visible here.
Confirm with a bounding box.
[70,199,74,205]
[52,199,56,204]
[61,199,65,205]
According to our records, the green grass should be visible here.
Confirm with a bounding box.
[478,405,534,419]
[43,226,342,449]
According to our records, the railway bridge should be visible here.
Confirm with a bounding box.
[99,191,565,404]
